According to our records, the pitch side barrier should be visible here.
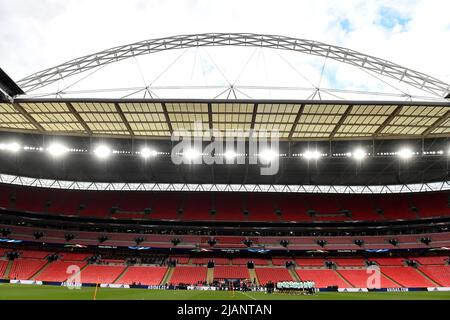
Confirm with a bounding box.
[4,280,450,293]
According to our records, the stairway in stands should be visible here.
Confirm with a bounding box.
[206,267,214,284]
[248,269,259,285]
[3,260,13,279]
[161,266,175,285]
[113,265,130,284]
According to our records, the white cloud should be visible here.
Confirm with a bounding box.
[0,0,448,100]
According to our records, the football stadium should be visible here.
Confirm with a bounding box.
[1,25,450,302]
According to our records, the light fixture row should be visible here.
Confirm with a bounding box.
[0,142,448,162]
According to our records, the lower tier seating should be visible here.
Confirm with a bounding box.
[213,266,249,279]
[9,259,47,280]
[0,260,8,278]
[34,261,86,282]
[118,266,167,285]
[169,266,207,285]
[381,267,434,287]
[295,269,349,288]
[255,268,294,285]
[418,266,450,286]
[78,265,126,284]
[337,269,400,288]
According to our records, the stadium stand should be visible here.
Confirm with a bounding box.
[331,258,366,267]
[169,266,207,285]
[412,256,448,265]
[8,259,47,280]
[3,184,450,222]
[418,266,450,286]
[295,269,349,288]
[78,265,126,284]
[369,257,406,266]
[255,268,294,285]
[59,252,91,261]
[34,261,86,282]
[295,258,325,267]
[117,266,167,285]
[381,267,434,287]
[0,260,8,278]
[337,269,400,288]
[213,266,250,279]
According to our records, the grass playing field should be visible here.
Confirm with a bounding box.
[0,284,449,300]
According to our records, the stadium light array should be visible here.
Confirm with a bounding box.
[352,148,367,160]
[0,142,21,153]
[184,148,201,160]
[93,145,112,159]
[47,143,69,157]
[140,148,158,159]
[397,148,414,159]
[224,150,237,160]
[302,150,322,160]
[259,149,278,162]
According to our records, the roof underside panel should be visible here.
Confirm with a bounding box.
[0,100,448,140]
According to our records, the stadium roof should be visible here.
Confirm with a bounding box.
[1,99,449,141]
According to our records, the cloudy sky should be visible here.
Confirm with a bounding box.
[0,0,449,100]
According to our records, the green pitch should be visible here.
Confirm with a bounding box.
[0,284,449,300]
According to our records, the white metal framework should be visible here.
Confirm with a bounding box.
[1,173,449,194]
[17,33,450,99]
[1,99,449,140]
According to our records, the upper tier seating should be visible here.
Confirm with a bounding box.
[337,269,400,288]
[169,266,207,285]
[34,261,86,282]
[418,266,450,286]
[295,269,349,288]
[3,184,449,222]
[117,266,167,285]
[381,267,434,287]
[213,266,249,279]
[8,259,47,280]
[255,268,294,285]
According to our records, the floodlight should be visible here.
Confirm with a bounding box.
[259,149,278,162]
[140,148,157,159]
[47,143,68,157]
[397,148,414,159]
[303,150,321,160]
[93,145,111,159]
[352,148,366,160]
[224,150,237,160]
[0,142,21,153]
[184,148,200,160]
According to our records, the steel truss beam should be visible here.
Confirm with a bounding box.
[1,173,448,194]
[17,33,450,98]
